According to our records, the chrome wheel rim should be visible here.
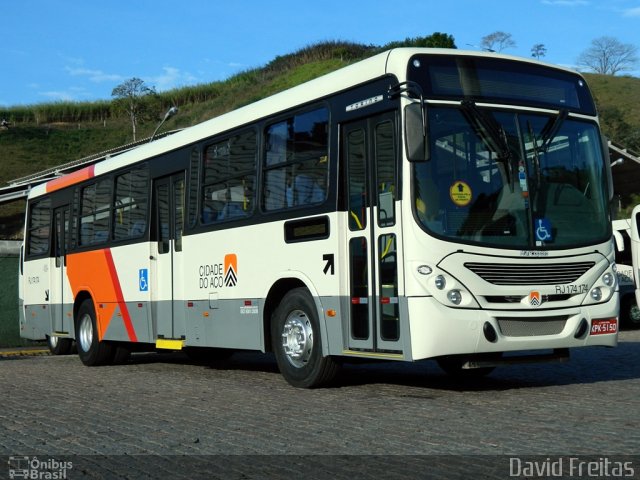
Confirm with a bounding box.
[281,309,313,368]
[48,335,58,349]
[78,313,93,353]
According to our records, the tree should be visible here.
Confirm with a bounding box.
[420,32,457,49]
[384,32,457,50]
[480,31,516,52]
[531,44,547,60]
[576,36,639,75]
[111,78,157,141]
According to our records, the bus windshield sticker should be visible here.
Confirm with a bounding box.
[535,218,553,243]
[449,181,472,207]
[518,162,529,197]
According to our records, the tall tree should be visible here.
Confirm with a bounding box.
[531,44,547,60]
[576,37,639,75]
[111,78,157,141]
[480,31,516,52]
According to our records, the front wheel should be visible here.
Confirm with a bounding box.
[76,299,114,366]
[271,288,339,388]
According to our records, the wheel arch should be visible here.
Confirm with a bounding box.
[72,290,94,338]
[262,276,327,354]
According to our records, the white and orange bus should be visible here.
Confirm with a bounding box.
[19,48,618,387]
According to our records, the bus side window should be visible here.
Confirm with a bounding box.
[202,130,256,223]
[263,107,329,212]
[26,198,51,256]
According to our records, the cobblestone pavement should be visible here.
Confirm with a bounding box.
[1,330,639,479]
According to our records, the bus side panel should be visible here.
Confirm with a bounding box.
[66,245,152,343]
[20,258,51,340]
[181,215,342,353]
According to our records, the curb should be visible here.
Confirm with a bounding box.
[0,348,50,358]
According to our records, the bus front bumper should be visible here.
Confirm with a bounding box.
[406,295,619,361]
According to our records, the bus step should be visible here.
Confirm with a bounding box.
[155,338,185,350]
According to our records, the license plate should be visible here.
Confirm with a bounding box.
[590,318,618,335]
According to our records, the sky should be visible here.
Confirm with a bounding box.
[2,0,640,107]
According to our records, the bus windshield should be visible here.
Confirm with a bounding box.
[413,105,610,249]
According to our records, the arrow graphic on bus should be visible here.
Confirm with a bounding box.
[323,254,334,275]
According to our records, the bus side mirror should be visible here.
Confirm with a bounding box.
[405,103,429,162]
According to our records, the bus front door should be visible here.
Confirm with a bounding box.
[342,112,404,354]
[152,172,186,344]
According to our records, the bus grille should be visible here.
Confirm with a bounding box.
[496,316,567,337]
[464,262,595,285]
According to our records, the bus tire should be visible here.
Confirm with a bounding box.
[75,299,114,366]
[46,335,73,355]
[620,295,640,330]
[271,288,339,388]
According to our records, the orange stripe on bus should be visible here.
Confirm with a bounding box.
[66,249,138,342]
[46,164,96,193]
[104,249,138,342]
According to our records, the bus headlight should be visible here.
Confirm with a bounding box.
[590,287,602,302]
[447,289,462,305]
[602,272,615,287]
[435,275,446,290]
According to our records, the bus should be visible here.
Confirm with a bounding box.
[18,48,618,387]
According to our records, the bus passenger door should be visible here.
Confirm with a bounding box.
[152,172,186,342]
[342,112,403,353]
[51,205,72,335]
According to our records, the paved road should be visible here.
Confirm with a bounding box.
[1,330,639,479]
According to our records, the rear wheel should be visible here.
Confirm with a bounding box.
[271,288,339,388]
[46,335,73,355]
[76,299,115,366]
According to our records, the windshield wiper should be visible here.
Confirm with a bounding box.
[460,99,513,188]
[539,108,568,152]
[527,121,542,187]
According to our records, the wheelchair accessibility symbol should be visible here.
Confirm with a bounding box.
[139,268,149,291]
[535,218,553,242]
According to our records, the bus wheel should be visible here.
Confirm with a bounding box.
[620,295,640,330]
[46,335,73,355]
[271,288,339,388]
[436,355,496,378]
[76,299,114,366]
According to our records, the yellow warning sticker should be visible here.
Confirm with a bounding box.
[449,181,472,207]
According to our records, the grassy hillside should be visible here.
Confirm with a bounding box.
[585,73,640,149]
[1,41,639,239]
